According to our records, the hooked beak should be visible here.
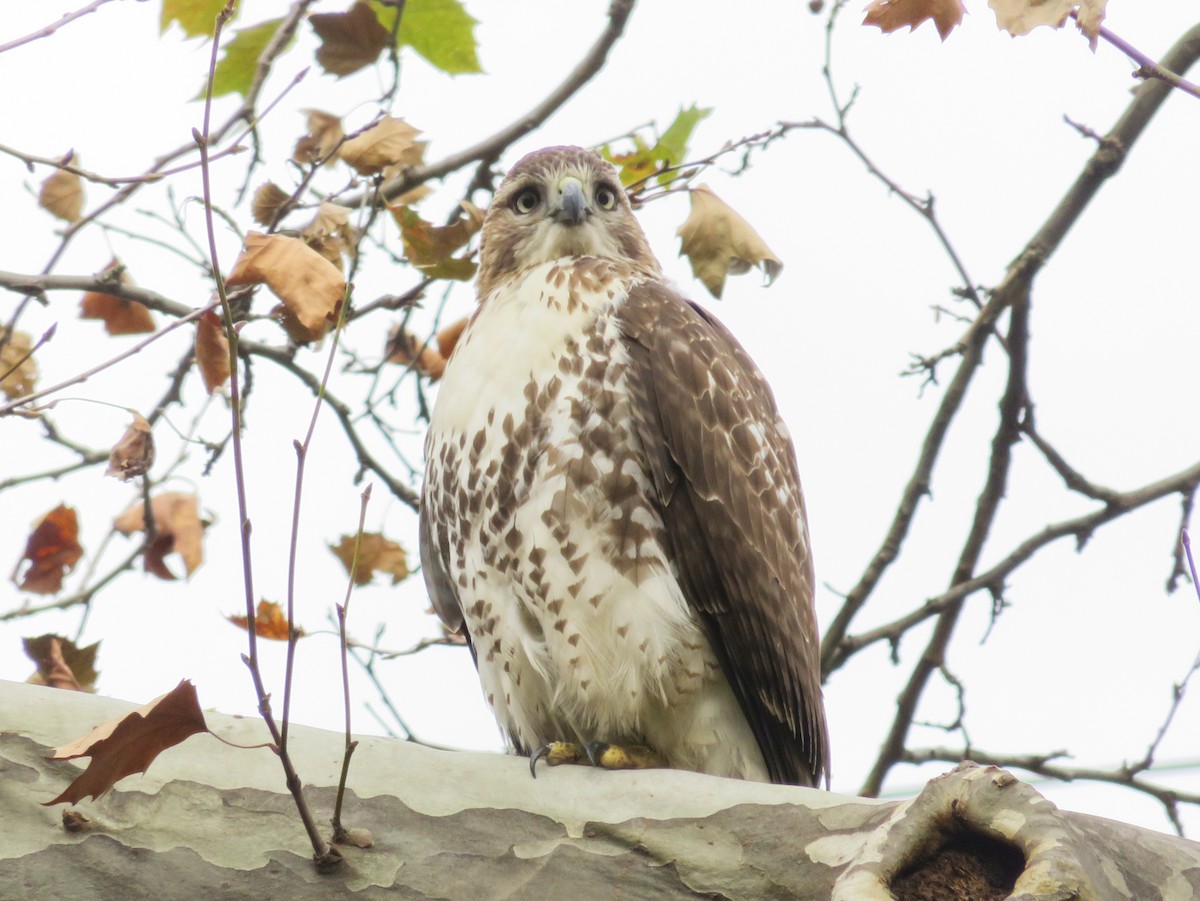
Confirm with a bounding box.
[554,176,588,225]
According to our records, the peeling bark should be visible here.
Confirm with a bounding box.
[1,681,1198,900]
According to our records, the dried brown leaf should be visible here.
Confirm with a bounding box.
[0,328,39,399]
[302,201,357,271]
[677,186,783,299]
[339,116,421,175]
[227,599,302,641]
[293,109,345,165]
[106,412,155,481]
[44,680,209,806]
[989,0,1106,48]
[15,504,83,595]
[309,1,389,76]
[436,316,469,361]
[194,309,230,394]
[23,634,100,691]
[79,259,155,335]
[384,327,446,380]
[863,0,966,40]
[330,533,409,585]
[114,492,205,580]
[227,232,345,342]
[39,159,85,223]
[251,181,292,226]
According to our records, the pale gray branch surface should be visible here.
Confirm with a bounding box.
[2,681,1198,900]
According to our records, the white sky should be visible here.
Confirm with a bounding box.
[1,0,1198,837]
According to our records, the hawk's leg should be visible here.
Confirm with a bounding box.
[529,741,667,777]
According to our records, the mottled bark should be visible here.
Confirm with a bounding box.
[1,681,1198,900]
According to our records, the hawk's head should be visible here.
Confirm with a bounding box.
[476,146,660,300]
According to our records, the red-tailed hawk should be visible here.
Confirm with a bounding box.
[420,146,829,787]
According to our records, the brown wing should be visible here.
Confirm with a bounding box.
[618,280,830,787]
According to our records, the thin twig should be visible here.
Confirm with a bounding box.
[0,0,114,56]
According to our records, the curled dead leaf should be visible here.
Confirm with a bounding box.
[14,504,83,595]
[302,201,357,271]
[0,328,39,399]
[393,202,483,273]
[385,327,446,380]
[106,412,155,481]
[80,260,155,335]
[227,599,302,641]
[24,634,99,691]
[194,309,230,394]
[294,109,345,165]
[227,232,345,342]
[436,316,469,361]
[39,156,85,223]
[988,0,1105,49]
[44,680,209,806]
[339,116,421,175]
[114,492,205,580]
[251,181,292,226]
[330,533,409,585]
[677,186,783,299]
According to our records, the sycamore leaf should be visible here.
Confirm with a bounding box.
[370,0,482,75]
[0,328,39,399]
[331,533,409,585]
[989,0,1106,49]
[80,260,155,335]
[15,504,83,595]
[392,202,482,278]
[384,327,446,380]
[677,186,783,299]
[194,310,230,394]
[106,413,155,481]
[302,201,357,271]
[339,115,422,175]
[44,680,210,806]
[436,316,468,361]
[227,600,302,641]
[24,634,99,692]
[310,2,390,76]
[863,0,966,40]
[208,19,285,99]
[603,105,711,188]
[161,0,232,38]
[39,162,85,223]
[114,492,205,580]
[250,181,292,226]
[227,233,345,342]
[293,109,345,165]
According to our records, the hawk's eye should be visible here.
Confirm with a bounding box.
[595,184,618,210]
[513,187,540,214]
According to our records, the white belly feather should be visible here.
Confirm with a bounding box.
[425,259,767,781]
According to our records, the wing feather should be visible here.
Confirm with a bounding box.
[618,280,830,787]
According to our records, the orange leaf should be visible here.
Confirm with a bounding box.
[330,532,409,585]
[194,309,230,394]
[15,504,83,595]
[79,260,155,335]
[23,634,99,691]
[863,0,966,40]
[436,316,469,361]
[227,599,302,641]
[113,492,205,580]
[44,680,209,806]
[39,158,85,223]
[384,326,446,380]
[227,232,345,342]
[106,412,155,481]
[309,1,389,77]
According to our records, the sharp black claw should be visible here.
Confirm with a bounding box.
[529,745,550,778]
